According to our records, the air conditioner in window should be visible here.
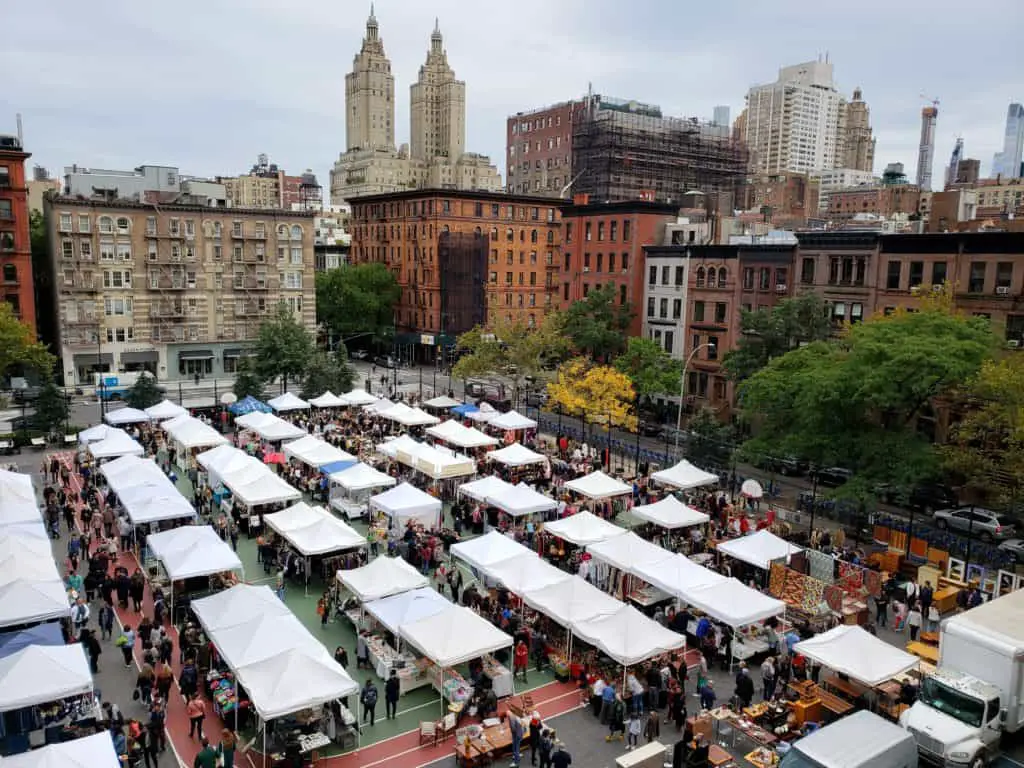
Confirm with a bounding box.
[932,284,943,293]
[1008,340,1020,349]
[775,284,787,293]
[910,286,921,295]
[582,267,590,273]
[622,268,628,274]
[997,286,1010,295]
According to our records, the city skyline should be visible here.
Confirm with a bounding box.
[1,0,1019,191]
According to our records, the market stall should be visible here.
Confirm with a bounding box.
[564,470,632,501]
[485,482,557,518]
[146,525,244,622]
[0,730,120,768]
[486,443,547,468]
[458,475,515,503]
[234,412,305,442]
[263,502,365,588]
[364,398,396,415]
[451,529,534,577]
[227,395,272,415]
[486,553,571,595]
[309,391,347,409]
[268,392,311,413]
[86,428,144,460]
[0,547,69,629]
[571,604,685,667]
[423,395,461,410]
[161,414,229,469]
[520,575,622,630]
[102,406,150,425]
[76,424,114,444]
[361,587,451,693]
[369,482,442,530]
[116,482,197,528]
[650,459,719,491]
[717,529,802,570]
[466,402,499,424]
[144,399,188,421]
[632,553,726,602]
[0,468,40,527]
[196,445,252,491]
[380,402,439,428]
[0,644,93,713]
[219,455,302,508]
[283,435,356,469]
[682,577,787,628]
[337,554,429,603]
[543,510,627,547]
[587,531,672,574]
[631,495,710,529]
[99,454,164,492]
[794,625,919,688]
[341,388,378,406]
[426,420,499,450]
[487,410,537,433]
[328,462,396,520]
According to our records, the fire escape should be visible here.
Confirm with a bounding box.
[145,217,188,344]
[230,219,271,341]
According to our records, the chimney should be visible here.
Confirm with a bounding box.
[572,193,590,205]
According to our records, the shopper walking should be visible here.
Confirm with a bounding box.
[186,693,206,739]
[360,679,378,726]
[385,670,400,719]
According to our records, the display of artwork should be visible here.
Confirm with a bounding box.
[947,558,966,583]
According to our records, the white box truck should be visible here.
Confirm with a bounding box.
[779,711,918,768]
[901,587,1024,767]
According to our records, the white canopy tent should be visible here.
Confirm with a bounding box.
[208,612,318,669]
[235,648,358,722]
[423,395,461,409]
[0,469,39,527]
[264,502,365,556]
[161,414,229,450]
[631,496,710,529]
[587,532,674,574]
[369,482,442,529]
[145,399,187,421]
[341,388,378,406]
[116,483,196,526]
[103,407,150,425]
[380,402,438,427]
[486,554,570,595]
[794,625,920,687]
[329,462,396,493]
[399,441,475,480]
[426,420,499,449]
[717,529,803,570]
[521,575,622,630]
[572,605,685,667]
[337,555,429,602]
[0,644,92,711]
[543,510,627,547]
[235,412,306,442]
[0,731,120,768]
[651,460,719,491]
[363,587,451,635]
[196,445,253,489]
[376,434,419,459]
[268,392,311,412]
[632,553,726,600]
[364,398,395,414]
[399,605,512,668]
[451,530,534,576]
[488,410,537,431]
[406,406,441,426]
[146,525,243,580]
[0,549,69,629]
[220,455,302,507]
[564,470,632,500]
[283,435,356,469]
[99,455,165,494]
[87,429,144,459]
[77,424,114,443]
[486,482,557,517]
[466,402,499,423]
[683,578,787,628]
[189,584,291,633]
[486,443,546,467]
[309,391,347,408]
[458,475,514,503]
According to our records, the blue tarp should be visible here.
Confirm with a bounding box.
[320,460,358,476]
[228,395,272,416]
[0,623,64,660]
[450,403,479,417]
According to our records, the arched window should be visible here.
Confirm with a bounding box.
[706,267,717,288]
[474,226,482,236]
[2,264,16,283]
[290,225,302,241]
[530,229,538,243]
[277,224,288,238]
[695,267,706,288]
[718,267,728,286]
[547,231,554,244]
[506,227,514,241]
[442,225,450,233]
[98,216,114,234]
[490,227,498,241]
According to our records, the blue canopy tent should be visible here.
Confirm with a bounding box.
[0,624,64,660]
[228,396,272,416]
[320,460,358,476]
[450,403,479,417]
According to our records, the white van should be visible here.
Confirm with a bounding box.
[780,711,918,768]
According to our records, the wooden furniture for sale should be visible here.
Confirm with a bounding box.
[906,641,939,663]
[932,586,960,613]
[709,745,734,767]
[790,697,823,726]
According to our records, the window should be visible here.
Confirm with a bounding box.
[660,298,668,318]
[610,221,618,241]
[506,227,514,242]
[530,229,538,243]
[116,217,130,234]
[0,200,11,220]
[622,220,630,241]
[61,240,74,259]
[507,250,514,265]
[506,272,513,285]
[832,302,847,322]
[664,330,674,353]
[583,283,590,297]
[996,261,1013,290]
[59,213,73,232]
[672,298,682,319]
[718,267,727,286]
[829,257,840,285]
[2,264,15,283]
[648,266,657,285]
[597,222,605,241]
[563,283,570,301]
[489,271,497,283]
[146,216,157,236]
[80,241,92,259]
[909,261,924,288]
[290,225,302,240]
[931,261,948,286]
[99,242,115,262]
[707,337,719,360]
[706,269,716,288]
[775,268,788,288]
[608,254,616,272]
[695,267,705,288]
[584,253,591,269]
[0,167,8,188]
[886,261,902,290]
[78,214,91,233]
[850,303,864,324]
[759,268,770,290]
[565,223,573,242]
[674,266,685,287]
[801,258,815,284]
[596,253,603,272]
[290,247,302,265]
[743,267,755,290]
[622,253,629,271]
[715,302,727,323]
[585,222,592,241]
[102,269,132,289]
[853,258,865,286]
[968,262,987,293]
[169,218,180,236]
[284,271,302,289]
[693,301,705,322]
[619,285,627,305]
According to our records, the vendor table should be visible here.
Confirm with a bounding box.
[820,674,867,701]
[732,636,769,661]
[627,583,672,607]
[364,635,431,692]
[709,745,733,767]
[906,641,939,664]
[933,586,959,613]
[481,655,513,699]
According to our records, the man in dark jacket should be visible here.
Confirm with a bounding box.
[361,679,378,726]
[385,670,400,719]
[735,667,755,708]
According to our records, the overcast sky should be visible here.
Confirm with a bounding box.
[3,0,1020,192]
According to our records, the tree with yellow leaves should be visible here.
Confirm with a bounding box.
[547,357,637,435]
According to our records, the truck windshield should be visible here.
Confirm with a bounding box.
[920,677,985,728]
[779,749,823,768]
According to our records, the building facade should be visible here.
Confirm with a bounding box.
[329,12,501,204]
[0,134,35,337]
[992,103,1024,180]
[348,190,562,362]
[826,184,921,224]
[63,164,228,208]
[218,155,310,210]
[842,88,875,173]
[742,172,819,226]
[313,206,352,271]
[506,100,588,197]
[917,106,939,191]
[43,198,315,385]
[559,197,679,337]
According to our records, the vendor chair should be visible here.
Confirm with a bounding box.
[436,712,457,743]
[419,720,437,745]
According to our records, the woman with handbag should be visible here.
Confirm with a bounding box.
[217,728,237,768]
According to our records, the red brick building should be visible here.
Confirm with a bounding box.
[506,100,589,197]
[0,134,35,336]
[558,196,679,337]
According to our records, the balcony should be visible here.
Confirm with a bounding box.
[233,302,262,317]
[149,276,187,291]
[64,315,99,326]
[64,333,101,347]
[235,277,272,291]
[149,304,185,319]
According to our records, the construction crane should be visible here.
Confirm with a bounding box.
[920,93,940,110]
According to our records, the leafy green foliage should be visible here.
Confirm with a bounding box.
[124,374,163,409]
[686,406,736,467]
[253,303,315,391]
[613,337,681,400]
[0,302,54,382]
[34,383,69,435]
[315,263,401,346]
[301,345,357,401]
[722,292,832,381]
[562,285,633,361]
[232,357,265,400]
[738,307,998,499]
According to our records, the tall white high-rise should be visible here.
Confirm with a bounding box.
[917,106,938,191]
[743,59,847,174]
[992,102,1024,178]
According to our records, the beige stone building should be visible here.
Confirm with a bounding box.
[842,88,875,173]
[329,10,501,204]
[43,197,316,386]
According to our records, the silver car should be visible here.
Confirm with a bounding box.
[933,506,1017,541]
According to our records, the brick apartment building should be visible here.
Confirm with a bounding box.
[348,190,563,363]
[0,133,35,337]
[506,100,589,197]
[826,184,921,224]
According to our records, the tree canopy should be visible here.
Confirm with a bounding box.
[0,303,54,382]
[738,305,998,500]
[547,358,637,431]
[34,383,68,436]
[301,346,357,401]
[253,303,315,391]
[124,374,163,410]
[315,263,401,347]
[562,285,633,361]
[232,356,265,400]
[613,337,682,401]
[722,292,832,381]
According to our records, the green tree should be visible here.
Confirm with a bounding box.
[124,374,163,409]
[613,337,682,406]
[34,382,69,436]
[315,263,402,348]
[722,292,832,381]
[562,285,633,361]
[301,346,357,400]
[452,315,568,405]
[686,406,735,468]
[0,303,54,382]
[233,356,265,400]
[253,303,315,392]
[738,306,997,500]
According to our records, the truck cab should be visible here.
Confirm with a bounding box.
[902,668,1004,767]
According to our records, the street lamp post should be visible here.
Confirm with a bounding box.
[675,342,716,453]
[634,394,643,475]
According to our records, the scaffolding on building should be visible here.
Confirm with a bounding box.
[572,99,748,208]
[438,232,487,338]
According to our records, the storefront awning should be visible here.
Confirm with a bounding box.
[178,350,214,361]
[223,348,251,359]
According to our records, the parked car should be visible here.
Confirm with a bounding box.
[349,349,369,361]
[877,483,958,513]
[11,387,42,404]
[814,466,853,486]
[373,355,395,369]
[760,455,809,476]
[933,506,1017,541]
[638,420,664,438]
[524,390,548,408]
[998,538,1024,564]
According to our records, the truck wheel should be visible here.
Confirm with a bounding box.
[971,756,986,768]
